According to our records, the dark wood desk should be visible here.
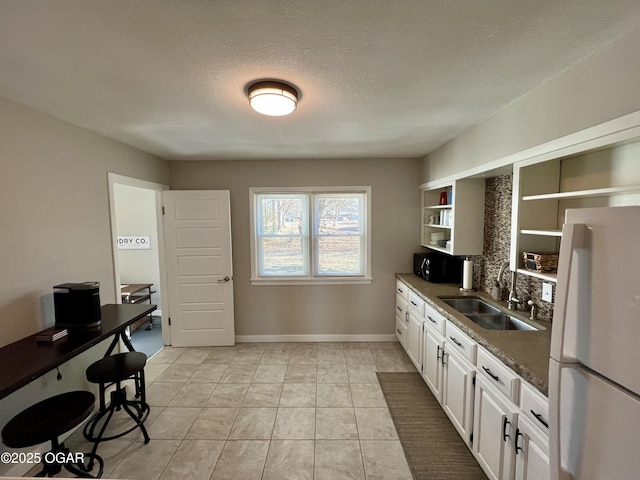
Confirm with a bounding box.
[0,303,157,400]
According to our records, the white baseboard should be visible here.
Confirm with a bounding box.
[235,334,397,343]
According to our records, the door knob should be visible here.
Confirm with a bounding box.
[217,276,231,283]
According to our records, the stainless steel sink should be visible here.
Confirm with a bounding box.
[440,297,500,315]
[440,297,542,331]
[464,313,537,331]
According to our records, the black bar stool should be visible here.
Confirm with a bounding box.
[83,352,150,461]
[2,390,104,478]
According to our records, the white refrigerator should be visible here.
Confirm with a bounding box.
[549,205,640,480]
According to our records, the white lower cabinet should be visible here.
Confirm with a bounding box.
[473,376,518,480]
[406,309,423,371]
[395,313,408,349]
[514,415,550,480]
[515,382,550,480]
[406,290,426,372]
[442,346,476,447]
[394,282,550,480]
[422,321,445,402]
[473,349,550,480]
[395,293,409,348]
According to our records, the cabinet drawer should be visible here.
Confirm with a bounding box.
[407,290,425,317]
[396,280,409,300]
[395,315,407,348]
[395,295,408,322]
[445,321,476,365]
[520,381,549,435]
[424,303,446,336]
[477,347,519,402]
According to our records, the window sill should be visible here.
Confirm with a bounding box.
[250,277,373,286]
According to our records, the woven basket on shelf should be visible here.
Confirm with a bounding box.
[522,252,559,273]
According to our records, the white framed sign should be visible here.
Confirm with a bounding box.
[117,235,151,250]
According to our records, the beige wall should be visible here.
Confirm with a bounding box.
[0,97,169,347]
[170,158,421,339]
[0,97,168,474]
[422,24,640,182]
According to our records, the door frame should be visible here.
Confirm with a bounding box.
[107,172,171,346]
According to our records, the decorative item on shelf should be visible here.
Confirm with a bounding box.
[522,252,559,273]
[430,232,445,245]
[428,214,440,225]
[36,326,68,342]
[460,256,474,291]
[439,191,448,205]
[440,209,451,227]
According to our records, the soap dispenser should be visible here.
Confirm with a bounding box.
[491,280,501,300]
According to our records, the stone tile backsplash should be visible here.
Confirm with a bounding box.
[477,174,555,322]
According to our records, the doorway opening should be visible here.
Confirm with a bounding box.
[108,173,170,356]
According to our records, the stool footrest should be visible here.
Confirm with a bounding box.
[84,399,150,443]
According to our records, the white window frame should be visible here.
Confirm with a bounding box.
[250,186,372,285]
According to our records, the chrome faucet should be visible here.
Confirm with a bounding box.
[497,261,510,286]
[507,270,522,310]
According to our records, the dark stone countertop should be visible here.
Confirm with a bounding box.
[397,273,552,396]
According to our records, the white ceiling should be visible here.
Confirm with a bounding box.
[1,1,639,161]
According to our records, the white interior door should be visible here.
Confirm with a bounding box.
[163,190,234,346]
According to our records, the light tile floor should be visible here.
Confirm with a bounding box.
[32,342,416,479]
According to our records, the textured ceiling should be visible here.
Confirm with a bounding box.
[1,0,639,161]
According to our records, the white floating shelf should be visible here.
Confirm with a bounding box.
[424,204,453,209]
[520,229,563,237]
[424,224,452,230]
[422,244,452,254]
[517,268,558,283]
[522,185,640,201]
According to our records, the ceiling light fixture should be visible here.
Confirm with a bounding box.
[248,81,298,116]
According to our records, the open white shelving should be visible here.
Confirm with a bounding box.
[420,179,485,256]
[511,144,640,282]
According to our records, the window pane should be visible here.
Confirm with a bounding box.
[259,237,307,276]
[314,193,365,276]
[317,236,362,275]
[255,193,308,277]
[257,194,306,236]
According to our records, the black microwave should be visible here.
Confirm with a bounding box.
[414,253,462,283]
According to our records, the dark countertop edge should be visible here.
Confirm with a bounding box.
[0,303,157,400]
[396,273,551,397]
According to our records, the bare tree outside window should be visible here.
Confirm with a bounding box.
[252,188,370,282]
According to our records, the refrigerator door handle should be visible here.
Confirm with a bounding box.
[550,222,587,361]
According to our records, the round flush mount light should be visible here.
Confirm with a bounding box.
[248,81,298,116]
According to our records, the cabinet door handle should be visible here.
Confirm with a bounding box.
[482,366,500,382]
[405,311,409,322]
[410,300,418,307]
[397,306,403,313]
[530,409,549,429]
[502,417,511,442]
[427,315,437,324]
[398,288,404,294]
[441,351,447,366]
[396,328,402,335]
[449,336,463,348]
[515,428,524,454]
[436,345,441,361]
